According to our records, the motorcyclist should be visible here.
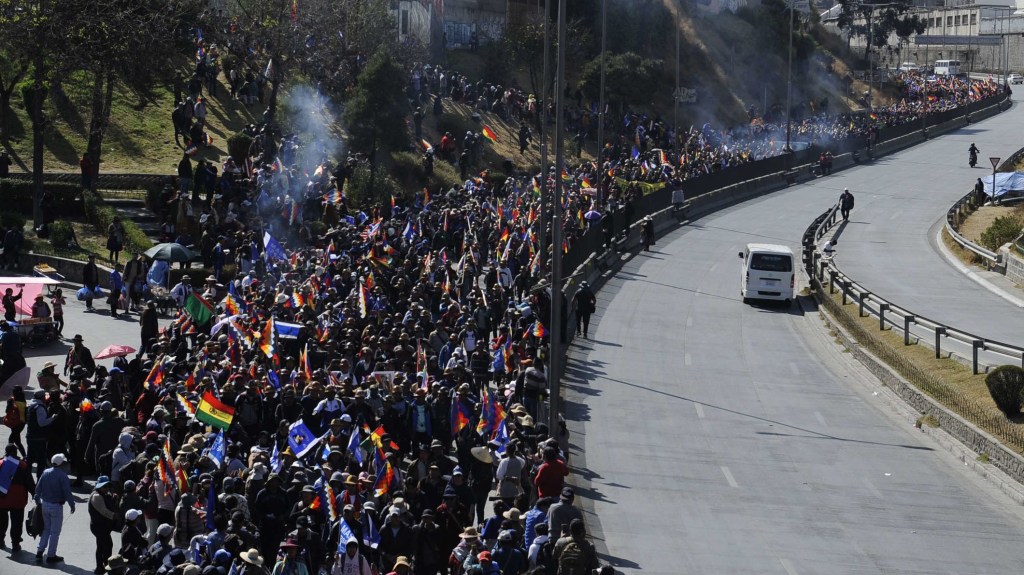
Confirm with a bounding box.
[969,143,979,167]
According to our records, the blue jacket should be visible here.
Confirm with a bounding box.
[110,270,123,294]
[35,466,74,511]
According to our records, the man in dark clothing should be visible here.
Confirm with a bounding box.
[839,188,855,222]
[177,155,193,197]
[82,255,100,310]
[518,124,532,154]
[89,476,119,573]
[253,474,290,562]
[139,302,160,352]
[3,226,22,270]
[2,287,22,321]
[0,151,12,177]
[84,402,126,475]
[572,282,597,339]
[411,510,443,575]
[552,519,599,575]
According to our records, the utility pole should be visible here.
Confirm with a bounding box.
[674,12,680,158]
[549,0,567,434]
[539,0,550,272]
[596,0,607,202]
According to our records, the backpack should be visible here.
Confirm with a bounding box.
[3,399,21,429]
[557,541,589,575]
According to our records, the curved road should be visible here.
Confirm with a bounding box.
[821,100,1024,344]
[568,106,1024,574]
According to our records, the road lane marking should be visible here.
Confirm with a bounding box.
[815,411,827,427]
[780,558,799,575]
[684,353,692,366]
[721,466,738,488]
[694,402,705,419]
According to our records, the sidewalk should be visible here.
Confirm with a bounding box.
[934,225,1024,312]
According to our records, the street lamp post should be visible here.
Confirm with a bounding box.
[596,0,607,203]
[548,0,567,434]
[785,0,794,151]
[539,0,550,272]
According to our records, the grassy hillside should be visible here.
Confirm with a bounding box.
[0,67,258,174]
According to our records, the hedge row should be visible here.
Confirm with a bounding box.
[83,190,154,254]
[0,178,82,217]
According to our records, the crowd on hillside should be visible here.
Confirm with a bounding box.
[0,13,1010,575]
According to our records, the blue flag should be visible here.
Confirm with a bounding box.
[267,370,281,389]
[288,420,320,459]
[205,483,216,530]
[631,146,640,160]
[346,428,363,465]
[491,349,504,373]
[493,420,510,455]
[263,232,288,262]
[344,215,356,225]
[362,512,381,549]
[338,519,359,553]
[206,430,226,468]
[271,442,283,473]
[319,432,332,462]
[0,456,19,494]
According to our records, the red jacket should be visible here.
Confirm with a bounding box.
[533,459,568,499]
[0,458,35,509]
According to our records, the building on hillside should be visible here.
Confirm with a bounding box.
[443,0,508,48]
[393,0,446,60]
[822,0,1024,74]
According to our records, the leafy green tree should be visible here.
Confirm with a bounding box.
[835,0,925,61]
[343,50,409,204]
[577,52,664,111]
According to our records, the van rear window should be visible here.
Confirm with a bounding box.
[750,253,792,272]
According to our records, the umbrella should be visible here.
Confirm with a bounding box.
[584,210,603,221]
[94,344,137,359]
[145,242,195,262]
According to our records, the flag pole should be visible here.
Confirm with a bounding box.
[548,0,567,434]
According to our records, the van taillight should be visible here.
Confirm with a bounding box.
[791,275,794,288]
[746,271,749,283]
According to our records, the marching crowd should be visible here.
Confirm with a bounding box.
[0,14,1008,575]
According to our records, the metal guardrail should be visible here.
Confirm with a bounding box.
[804,204,1024,374]
[945,190,1000,264]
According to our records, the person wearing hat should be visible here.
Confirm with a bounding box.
[571,281,596,339]
[89,475,119,573]
[30,292,51,320]
[0,443,34,553]
[412,510,442,575]
[33,453,75,563]
[491,529,527,575]
[238,548,265,575]
[254,472,290,562]
[35,361,66,391]
[120,508,147,561]
[331,537,370,575]
[547,487,584,542]
[451,526,484,570]
[551,518,598,575]
[173,492,203,549]
[50,287,65,336]
[105,554,129,575]
[64,333,95,378]
[170,274,193,309]
[378,508,414,570]
[85,401,126,479]
[387,556,411,575]
[641,213,655,251]
[464,550,500,575]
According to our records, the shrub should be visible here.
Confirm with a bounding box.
[0,179,81,216]
[49,221,75,249]
[436,112,475,138]
[985,365,1024,417]
[980,215,1023,251]
[82,191,153,253]
[226,132,253,163]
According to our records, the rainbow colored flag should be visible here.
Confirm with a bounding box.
[451,400,472,435]
[223,293,242,316]
[259,317,276,358]
[177,393,196,417]
[530,322,547,338]
[359,284,369,318]
[144,358,166,390]
[374,461,396,497]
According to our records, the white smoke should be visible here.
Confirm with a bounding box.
[283,84,346,174]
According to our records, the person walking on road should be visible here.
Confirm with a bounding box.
[840,188,855,222]
[25,390,55,480]
[34,453,76,564]
[0,443,35,553]
[89,475,120,574]
[572,282,597,339]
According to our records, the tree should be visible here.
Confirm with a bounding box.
[576,52,664,110]
[835,0,924,61]
[343,50,409,204]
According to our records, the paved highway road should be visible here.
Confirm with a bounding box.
[566,124,1024,573]
[820,99,1024,346]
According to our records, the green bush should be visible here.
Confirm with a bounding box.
[49,221,75,249]
[344,165,400,209]
[0,179,81,216]
[985,365,1024,417]
[980,215,1023,251]
[429,157,461,191]
[391,151,462,195]
[226,132,253,163]
[83,191,153,253]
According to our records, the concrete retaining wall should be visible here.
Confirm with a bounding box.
[1003,249,1024,285]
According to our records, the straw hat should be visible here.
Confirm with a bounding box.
[471,446,494,464]
[459,526,481,539]
[240,549,264,566]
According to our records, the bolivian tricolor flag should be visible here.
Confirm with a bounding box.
[481,125,498,143]
[196,391,234,430]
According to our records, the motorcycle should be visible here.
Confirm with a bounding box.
[969,151,978,168]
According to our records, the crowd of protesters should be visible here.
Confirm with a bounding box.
[0,12,1009,575]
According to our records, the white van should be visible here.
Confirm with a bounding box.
[738,243,795,304]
